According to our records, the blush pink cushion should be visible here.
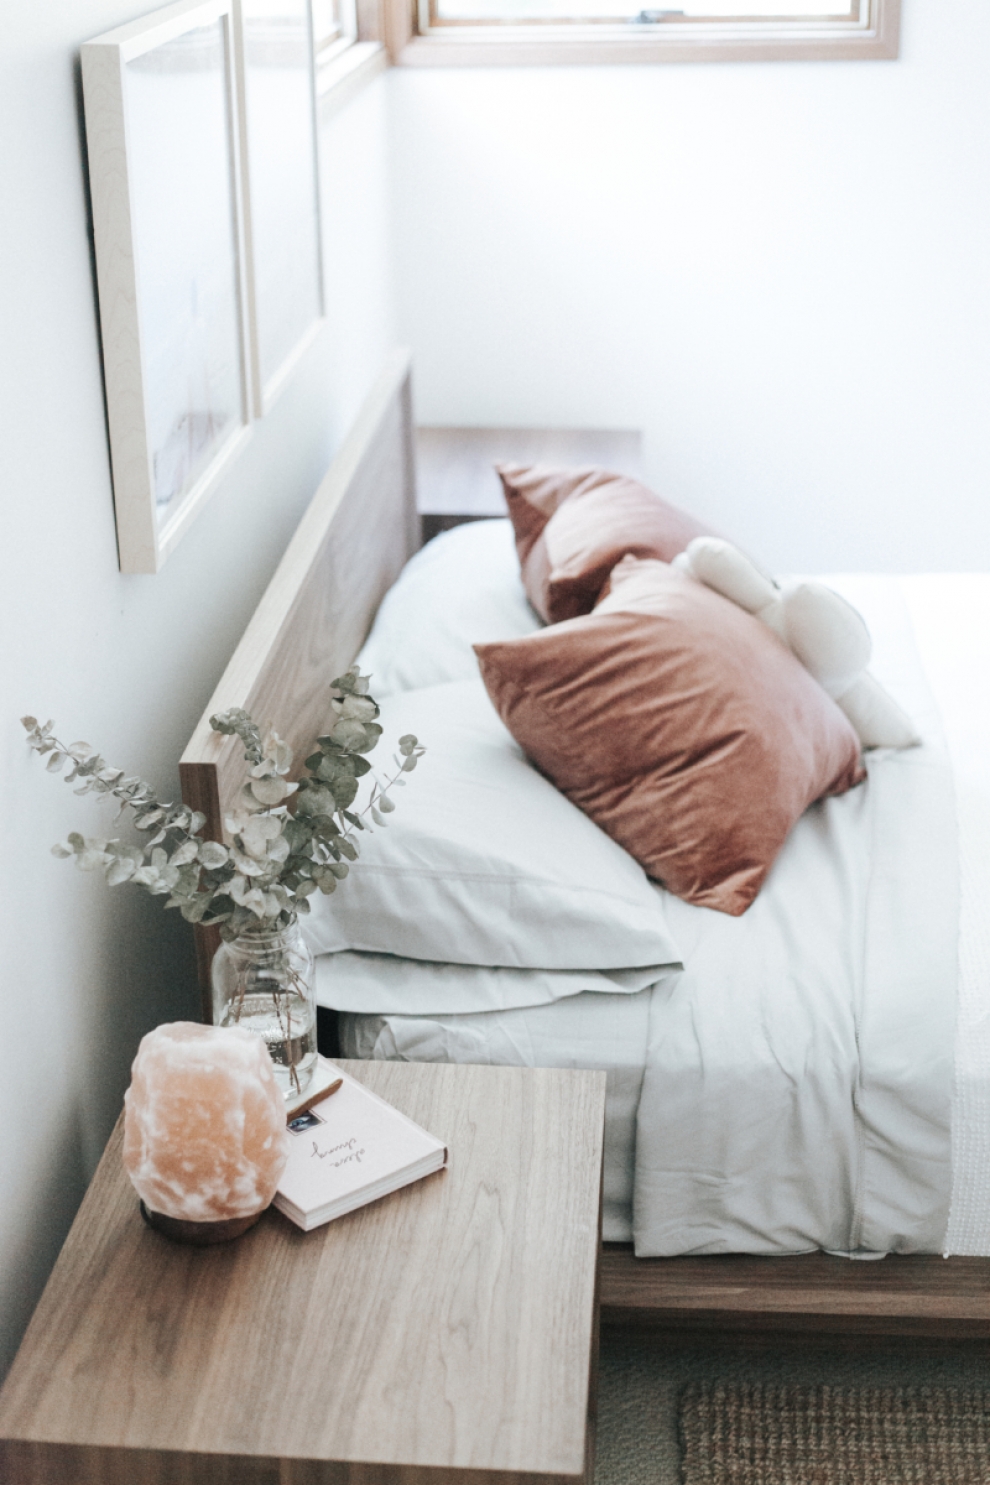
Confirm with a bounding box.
[496,463,714,623]
[474,557,866,916]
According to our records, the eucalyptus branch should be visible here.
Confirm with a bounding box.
[22,667,424,941]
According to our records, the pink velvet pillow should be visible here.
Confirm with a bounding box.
[474,557,866,916]
[496,463,714,624]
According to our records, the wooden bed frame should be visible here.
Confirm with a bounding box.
[180,349,990,1346]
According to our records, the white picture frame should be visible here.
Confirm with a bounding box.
[234,0,325,415]
[82,0,253,574]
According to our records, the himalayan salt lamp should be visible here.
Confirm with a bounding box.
[123,1022,290,1243]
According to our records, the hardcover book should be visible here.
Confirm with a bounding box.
[274,1061,447,1231]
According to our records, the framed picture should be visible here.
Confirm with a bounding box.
[234,0,325,415]
[82,0,252,574]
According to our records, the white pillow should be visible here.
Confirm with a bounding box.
[355,519,542,697]
[301,679,682,974]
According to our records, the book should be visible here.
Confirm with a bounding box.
[273,1059,448,1232]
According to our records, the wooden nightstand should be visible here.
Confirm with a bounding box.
[0,1061,605,1485]
[416,426,642,544]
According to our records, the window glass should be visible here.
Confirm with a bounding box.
[433,0,857,24]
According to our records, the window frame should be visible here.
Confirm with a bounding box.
[375,0,900,65]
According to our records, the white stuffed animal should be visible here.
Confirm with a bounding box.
[674,537,920,750]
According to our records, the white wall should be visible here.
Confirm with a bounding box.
[390,1,990,573]
[0,6,395,1376]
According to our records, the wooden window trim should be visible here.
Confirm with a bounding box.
[364,0,899,65]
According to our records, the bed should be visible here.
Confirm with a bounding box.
[181,350,990,1341]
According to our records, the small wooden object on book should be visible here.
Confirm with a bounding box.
[277,1059,447,1231]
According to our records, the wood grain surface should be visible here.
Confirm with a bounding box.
[415,427,642,518]
[600,1244,990,1341]
[0,1063,605,1485]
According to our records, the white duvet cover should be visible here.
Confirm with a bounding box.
[901,577,990,1256]
[331,566,990,1257]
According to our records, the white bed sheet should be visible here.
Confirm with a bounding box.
[330,565,989,1256]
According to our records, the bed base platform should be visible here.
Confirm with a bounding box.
[600,1244,990,1342]
[180,347,990,1344]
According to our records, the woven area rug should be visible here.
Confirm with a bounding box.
[679,1383,990,1484]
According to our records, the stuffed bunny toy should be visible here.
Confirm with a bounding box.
[674,537,920,750]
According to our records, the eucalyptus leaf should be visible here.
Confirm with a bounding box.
[105,857,136,886]
[250,775,291,806]
[329,718,369,751]
[340,695,379,723]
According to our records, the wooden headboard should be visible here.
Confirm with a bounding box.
[180,348,418,1009]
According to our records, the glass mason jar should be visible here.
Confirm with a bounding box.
[211,922,317,1099]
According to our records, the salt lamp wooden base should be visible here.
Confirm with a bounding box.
[139,1201,263,1246]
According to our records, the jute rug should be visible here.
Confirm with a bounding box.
[678,1382,990,1484]
[594,1330,990,1485]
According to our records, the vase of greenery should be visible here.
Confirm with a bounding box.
[210,920,317,1097]
[22,667,423,1098]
